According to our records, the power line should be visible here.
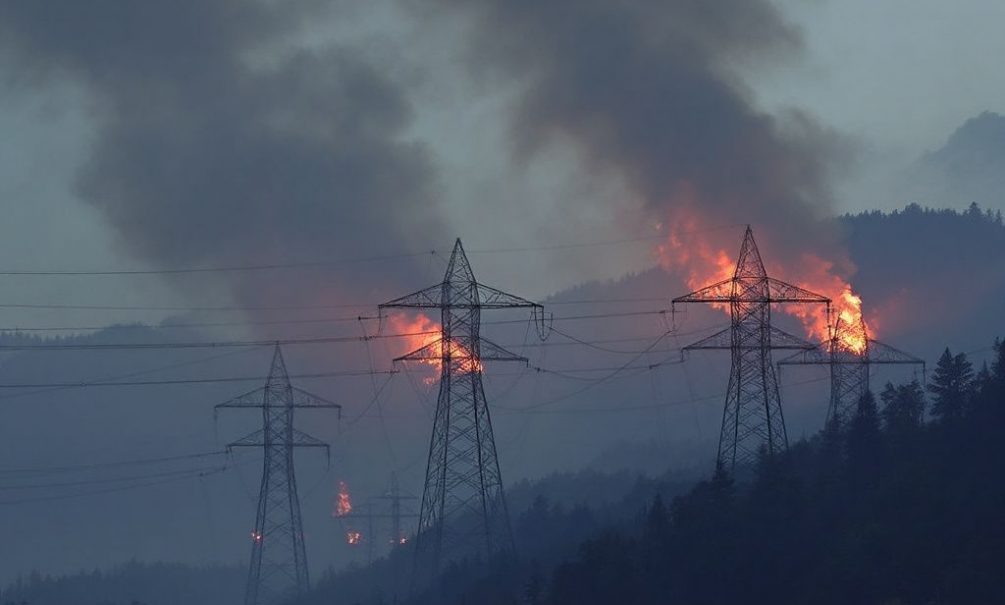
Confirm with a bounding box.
[0,450,229,475]
[0,330,438,351]
[0,251,432,276]
[0,466,232,506]
[0,310,669,348]
[0,316,367,332]
[0,226,741,278]
[0,368,398,389]
[0,297,666,317]
[0,465,231,490]
[0,346,263,402]
[496,374,834,415]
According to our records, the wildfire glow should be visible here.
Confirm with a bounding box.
[657,215,872,356]
[346,531,362,546]
[334,481,352,518]
[385,312,484,384]
[787,255,870,355]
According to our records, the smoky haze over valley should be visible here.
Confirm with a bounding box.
[0,2,1004,605]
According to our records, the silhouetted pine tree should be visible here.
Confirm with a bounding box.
[880,380,926,434]
[929,348,975,421]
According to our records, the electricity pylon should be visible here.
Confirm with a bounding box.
[215,345,341,605]
[338,473,419,563]
[380,238,546,577]
[779,316,925,428]
[374,472,418,547]
[672,226,830,472]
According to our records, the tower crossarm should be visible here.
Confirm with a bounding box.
[765,278,832,304]
[672,277,830,305]
[672,278,734,303]
[214,387,341,412]
[214,387,270,410]
[779,339,925,367]
[777,346,830,366]
[379,282,446,310]
[477,336,529,363]
[863,339,925,366]
[392,336,528,364]
[474,284,542,309]
[378,282,542,311]
[289,387,342,413]
[226,428,330,451]
[683,325,818,351]
[392,338,446,363]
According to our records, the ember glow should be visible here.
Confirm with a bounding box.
[658,218,871,354]
[787,256,870,355]
[346,531,362,546]
[386,312,484,383]
[334,481,352,518]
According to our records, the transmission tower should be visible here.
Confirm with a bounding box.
[215,345,341,605]
[374,472,418,547]
[338,473,419,563]
[672,226,830,472]
[379,238,546,577]
[779,316,924,429]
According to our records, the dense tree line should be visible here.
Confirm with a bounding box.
[541,338,1005,605]
[305,338,1005,605]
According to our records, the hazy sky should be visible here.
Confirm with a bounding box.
[0,1,1002,580]
[0,0,1002,320]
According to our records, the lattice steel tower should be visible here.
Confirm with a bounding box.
[380,239,545,576]
[672,226,830,471]
[215,345,341,605]
[780,316,924,429]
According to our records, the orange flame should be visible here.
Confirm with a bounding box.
[785,254,870,355]
[346,530,362,546]
[657,216,871,355]
[385,312,484,383]
[334,481,352,518]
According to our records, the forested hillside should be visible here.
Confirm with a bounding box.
[280,337,1005,605]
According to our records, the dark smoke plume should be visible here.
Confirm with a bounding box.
[0,1,444,311]
[422,0,849,261]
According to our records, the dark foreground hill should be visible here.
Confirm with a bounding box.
[296,337,1005,605]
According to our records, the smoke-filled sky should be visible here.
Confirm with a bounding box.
[0,0,1004,582]
[0,0,1002,324]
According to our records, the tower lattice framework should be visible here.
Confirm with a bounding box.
[216,345,341,605]
[780,316,924,429]
[380,239,545,576]
[673,226,830,471]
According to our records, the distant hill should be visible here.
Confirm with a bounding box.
[906,111,1005,208]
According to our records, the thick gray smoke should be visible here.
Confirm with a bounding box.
[424,0,848,260]
[0,1,444,310]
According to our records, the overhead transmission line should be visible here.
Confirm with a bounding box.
[0,310,671,350]
[0,329,439,351]
[0,227,743,277]
[0,450,230,475]
[0,298,666,318]
[0,464,237,506]
[0,368,398,389]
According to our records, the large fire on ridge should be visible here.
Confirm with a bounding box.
[657,217,871,355]
[385,312,483,383]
